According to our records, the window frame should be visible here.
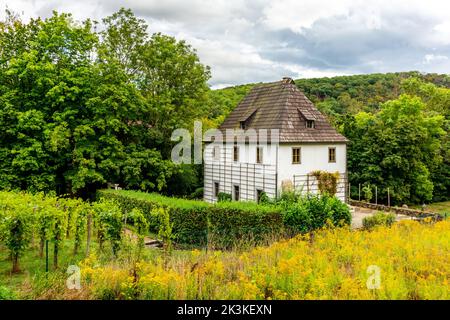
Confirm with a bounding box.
[234,185,240,201]
[306,120,315,128]
[214,182,220,198]
[328,147,336,163]
[256,189,264,203]
[292,147,301,164]
[256,146,263,164]
[233,145,239,162]
[212,145,220,161]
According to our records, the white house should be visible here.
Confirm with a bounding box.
[204,77,349,203]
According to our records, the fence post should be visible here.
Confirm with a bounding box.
[387,188,390,207]
[358,183,361,201]
[375,186,378,205]
[348,182,351,202]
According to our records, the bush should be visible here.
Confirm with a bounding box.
[362,212,396,230]
[97,190,209,246]
[327,195,352,226]
[362,185,373,202]
[283,200,312,234]
[217,192,232,202]
[209,202,284,248]
[189,187,204,200]
[98,190,284,247]
[282,194,351,233]
[98,190,350,248]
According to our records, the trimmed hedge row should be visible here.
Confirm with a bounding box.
[210,202,283,248]
[97,190,209,245]
[97,190,283,247]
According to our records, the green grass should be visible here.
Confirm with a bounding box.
[411,201,450,214]
[0,239,100,297]
[0,232,196,299]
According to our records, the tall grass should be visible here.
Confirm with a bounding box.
[29,219,449,300]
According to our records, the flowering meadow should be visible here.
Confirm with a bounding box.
[77,219,449,300]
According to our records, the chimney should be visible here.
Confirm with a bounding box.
[281,77,295,84]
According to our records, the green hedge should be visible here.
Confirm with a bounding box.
[97,190,283,247]
[97,190,209,245]
[209,202,283,248]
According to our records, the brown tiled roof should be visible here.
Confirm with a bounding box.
[219,77,349,143]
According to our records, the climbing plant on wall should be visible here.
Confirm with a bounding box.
[310,171,340,196]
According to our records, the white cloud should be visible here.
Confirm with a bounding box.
[423,54,448,64]
[1,0,450,87]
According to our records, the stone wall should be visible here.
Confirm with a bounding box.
[349,200,439,218]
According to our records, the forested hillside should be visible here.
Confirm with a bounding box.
[207,72,450,204]
[207,72,450,122]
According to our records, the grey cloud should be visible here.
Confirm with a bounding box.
[3,0,450,87]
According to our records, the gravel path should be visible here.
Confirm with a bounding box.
[350,206,412,229]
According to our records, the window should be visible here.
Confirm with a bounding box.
[328,147,336,163]
[234,185,240,201]
[240,121,246,129]
[214,182,219,198]
[306,120,315,128]
[292,147,301,164]
[256,189,264,203]
[233,145,239,162]
[212,145,220,161]
[256,146,263,164]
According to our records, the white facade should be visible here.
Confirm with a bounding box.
[203,142,348,203]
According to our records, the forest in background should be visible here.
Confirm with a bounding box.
[206,72,450,204]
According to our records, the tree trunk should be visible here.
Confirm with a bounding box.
[12,253,20,273]
[39,238,44,258]
[74,240,79,256]
[54,242,59,269]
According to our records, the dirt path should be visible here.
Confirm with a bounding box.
[350,206,412,229]
[123,228,163,248]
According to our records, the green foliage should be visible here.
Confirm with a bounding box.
[208,202,284,249]
[0,202,34,272]
[217,192,232,202]
[343,95,445,204]
[210,73,449,205]
[362,212,396,230]
[152,207,174,257]
[281,194,351,234]
[362,185,373,202]
[310,170,340,196]
[97,189,209,245]
[92,200,123,255]
[98,190,283,247]
[128,208,149,237]
[0,8,210,198]
[98,189,349,248]
[258,191,270,204]
[72,204,89,255]
[0,286,16,300]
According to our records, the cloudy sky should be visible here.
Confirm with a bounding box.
[1,0,450,88]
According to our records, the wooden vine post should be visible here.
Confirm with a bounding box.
[86,212,92,257]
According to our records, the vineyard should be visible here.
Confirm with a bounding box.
[0,190,449,299]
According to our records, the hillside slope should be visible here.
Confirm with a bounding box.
[207,71,450,120]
